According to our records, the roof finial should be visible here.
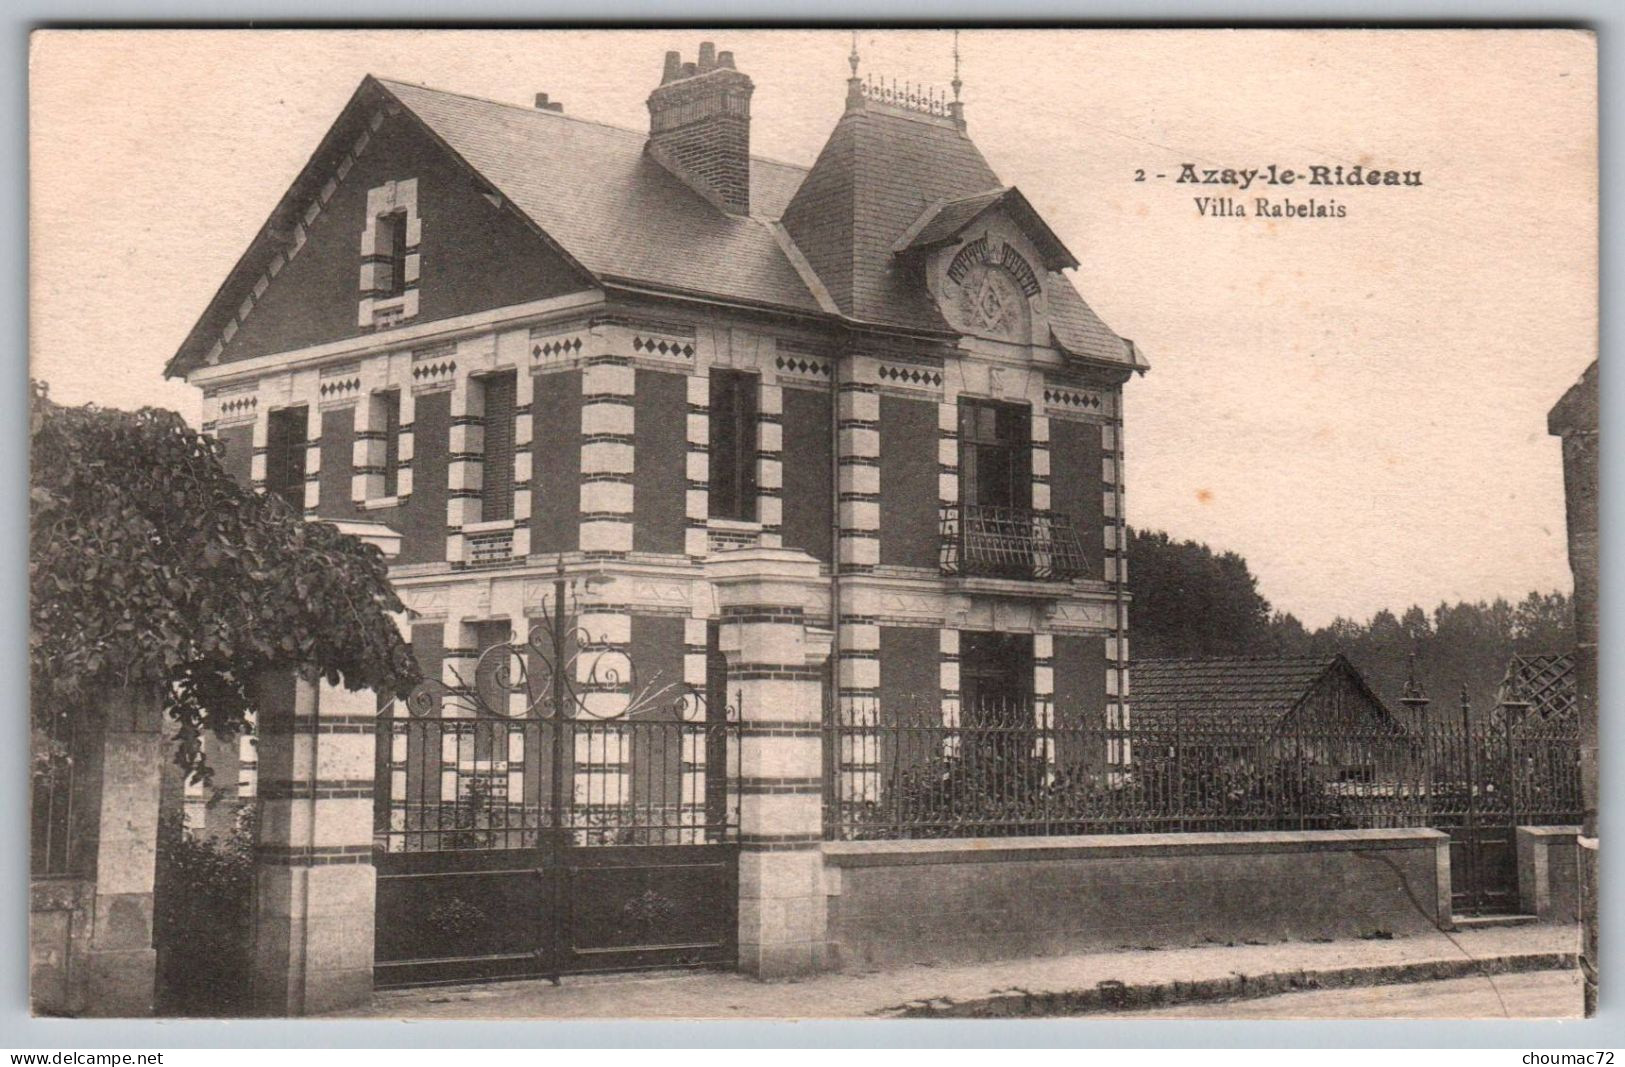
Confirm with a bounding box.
[1401,650,1428,704]
[846,30,866,112]
[948,29,966,129]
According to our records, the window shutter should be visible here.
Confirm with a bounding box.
[381,390,401,498]
[737,372,758,521]
[481,373,517,522]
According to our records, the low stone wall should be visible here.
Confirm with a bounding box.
[822,828,1451,972]
[1517,826,1582,922]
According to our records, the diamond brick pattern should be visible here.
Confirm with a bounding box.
[219,395,258,417]
[319,377,361,398]
[877,364,942,388]
[774,354,831,378]
[411,359,456,382]
[532,335,583,359]
[1044,387,1103,411]
[632,335,695,359]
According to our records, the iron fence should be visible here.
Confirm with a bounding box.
[30,715,77,877]
[374,712,741,852]
[825,695,1581,841]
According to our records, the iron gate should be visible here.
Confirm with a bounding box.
[373,575,739,988]
[1424,695,1582,916]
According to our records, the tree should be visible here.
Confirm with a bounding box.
[30,383,419,776]
[1128,524,1573,722]
[1126,528,1273,658]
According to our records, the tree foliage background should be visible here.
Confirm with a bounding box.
[30,383,420,776]
[1127,527,1574,721]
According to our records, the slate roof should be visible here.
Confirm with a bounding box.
[381,79,823,315]
[1049,277,1146,370]
[171,71,1142,374]
[895,186,1078,271]
[898,188,1010,251]
[783,103,1002,333]
[1130,656,1390,730]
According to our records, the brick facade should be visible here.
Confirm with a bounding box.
[175,42,1144,995]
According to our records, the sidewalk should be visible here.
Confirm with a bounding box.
[349,922,1579,1020]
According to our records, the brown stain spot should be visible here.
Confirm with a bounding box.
[1136,203,1149,218]
[1196,489,1214,505]
[1313,425,1334,443]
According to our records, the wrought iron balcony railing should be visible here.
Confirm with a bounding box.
[939,503,1090,581]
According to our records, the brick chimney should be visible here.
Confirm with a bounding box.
[646,42,754,215]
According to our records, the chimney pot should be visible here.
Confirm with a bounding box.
[534,92,549,107]
[646,42,754,215]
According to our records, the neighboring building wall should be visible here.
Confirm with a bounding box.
[1548,360,1597,1014]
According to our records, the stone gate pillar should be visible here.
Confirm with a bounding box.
[249,520,398,1016]
[81,689,164,1016]
[707,546,833,977]
[249,673,378,1016]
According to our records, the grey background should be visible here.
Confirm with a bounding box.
[4,3,1617,1049]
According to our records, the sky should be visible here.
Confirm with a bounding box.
[29,29,1597,629]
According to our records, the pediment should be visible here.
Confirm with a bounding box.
[923,212,1053,346]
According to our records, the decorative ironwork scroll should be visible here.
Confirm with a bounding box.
[404,570,701,722]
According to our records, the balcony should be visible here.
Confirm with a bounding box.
[939,504,1089,583]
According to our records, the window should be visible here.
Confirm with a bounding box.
[708,369,758,522]
[480,372,517,523]
[377,390,402,498]
[265,406,309,511]
[959,631,1034,723]
[958,399,1031,510]
[376,211,408,298]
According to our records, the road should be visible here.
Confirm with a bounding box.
[1099,969,1582,1020]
